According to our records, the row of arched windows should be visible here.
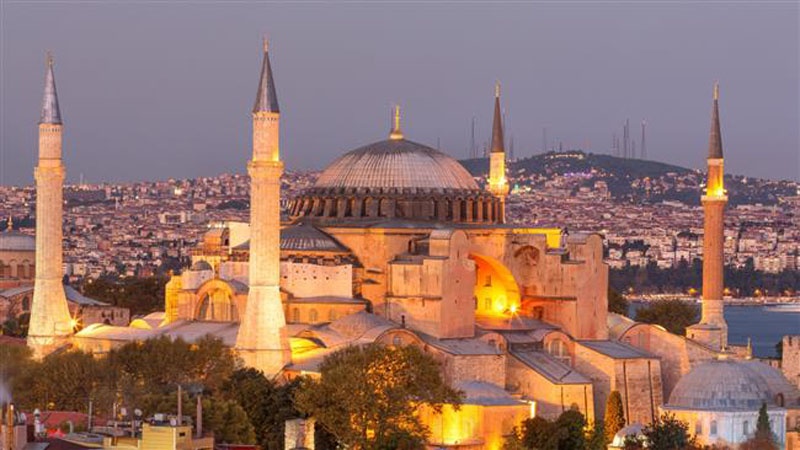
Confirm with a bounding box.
[290,194,502,223]
[0,261,34,279]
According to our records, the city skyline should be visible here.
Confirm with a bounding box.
[1,2,798,186]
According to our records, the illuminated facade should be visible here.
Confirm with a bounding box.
[18,47,793,448]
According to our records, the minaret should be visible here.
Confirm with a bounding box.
[234,39,291,376]
[687,82,728,351]
[27,53,73,358]
[487,82,509,223]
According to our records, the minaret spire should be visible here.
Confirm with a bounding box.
[40,52,62,125]
[252,39,279,114]
[487,82,509,223]
[491,81,505,154]
[28,52,73,358]
[708,81,723,159]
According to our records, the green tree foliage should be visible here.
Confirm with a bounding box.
[634,299,699,335]
[740,402,778,450]
[221,368,302,450]
[294,344,462,449]
[604,390,626,443]
[81,276,167,316]
[201,396,256,444]
[624,413,696,450]
[608,288,630,315]
[511,409,589,450]
[24,350,99,412]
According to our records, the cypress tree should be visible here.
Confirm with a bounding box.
[604,390,626,442]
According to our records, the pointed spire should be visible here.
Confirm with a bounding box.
[252,38,279,113]
[389,104,404,140]
[40,52,62,125]
[490,81,505,154]
[708,81,723,159]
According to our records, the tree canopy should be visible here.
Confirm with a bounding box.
[294,344,462,449]
[634,299,699,335]
[604,390,626,443]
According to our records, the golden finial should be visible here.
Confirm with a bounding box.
[495,81,501,98]
[262,36,269,53]
[713,81,719,101]
[6,217,11,232]
[389,104,404,140]
[46,51,53,68]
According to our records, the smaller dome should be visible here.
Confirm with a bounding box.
[0,232,35,252]
[667,359,774,411]
[281,224,347,252]
[191,260,213,271]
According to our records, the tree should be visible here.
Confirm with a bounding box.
[294,344,462,449]
[634,300,699,335]
[519,416,558,450]
[625,412,695,450]
[741,402,778,450]
[608,288,630,316]
[222,368,304,450]
[604,390,626,443]
[555,409,587,450]
[515,409,589,450]
[202,396,256,444]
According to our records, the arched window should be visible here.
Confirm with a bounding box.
[21,296,30,312]
[548,339,571,366]
[309,309,318,322]
[17,264,25,279]
[695,421,703,436]
[775,393,785,407]
[328,309,337,322]
[393,336,402,347]
[292,308,300,323]
[710,420,717,436]
[743,420,749,436]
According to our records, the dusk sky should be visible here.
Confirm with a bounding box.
[1,1,797,186]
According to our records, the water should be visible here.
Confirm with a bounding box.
[628,302,800,358]
[725,305,800,358]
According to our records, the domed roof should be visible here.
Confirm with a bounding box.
[314,139,479,192]
[0,232,35,252]
[190,260,213,271]
[667,359,776,411]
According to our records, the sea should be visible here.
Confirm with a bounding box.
[629,302,800,358]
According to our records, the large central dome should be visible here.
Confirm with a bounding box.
[314,139,479,191]
[290,132,502,224]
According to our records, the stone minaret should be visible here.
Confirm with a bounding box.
[27,54,73,358]
[234,40,291,375]
[487,82,509,223]
[687,82,728,351]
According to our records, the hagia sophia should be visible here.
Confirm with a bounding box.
[7,41,800,449]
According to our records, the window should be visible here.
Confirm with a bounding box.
[485,275,492,286]
[710,420,717,436]
[309,309,318,322]
[328,310,337,322]
[292,308,300,323]
[695,421,702,436]
[743,420,749,436]
[393,336,402,347]
[21,296,30,311]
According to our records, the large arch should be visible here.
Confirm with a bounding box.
[469,254,521,317]
[194,279,239,322]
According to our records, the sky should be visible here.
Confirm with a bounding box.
[0,1,798,186]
